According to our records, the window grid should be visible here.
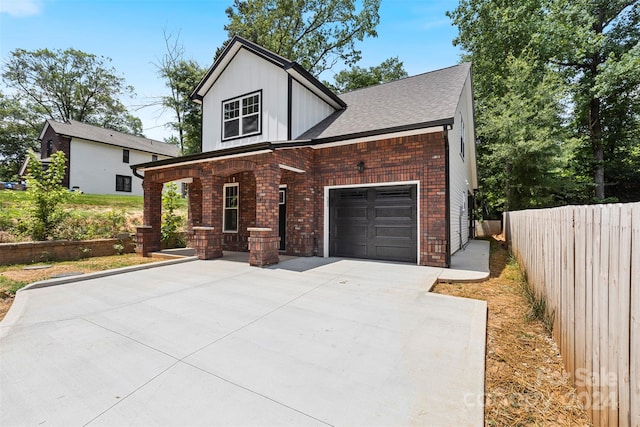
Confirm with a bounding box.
[223,183,239,232]
[123,149,130,163]
[222,91,261,140]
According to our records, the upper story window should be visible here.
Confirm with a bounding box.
[459,114,465,160]
[222,91,261,141]
[46,140,53,157]
[123,149,130,163]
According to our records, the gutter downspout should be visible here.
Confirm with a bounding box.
[443,125,452,268]
[131,164,144,180]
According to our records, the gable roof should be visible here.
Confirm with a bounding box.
[297,63,472,143]
[40,119,179,157]
[190,35,346,110]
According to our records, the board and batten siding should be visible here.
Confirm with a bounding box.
[448,71,476,254]
[290,79,335,139]
[69,138,168,196]
[201,48,288,152]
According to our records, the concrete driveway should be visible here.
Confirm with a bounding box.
[1,255,486,426]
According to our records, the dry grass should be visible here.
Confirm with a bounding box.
[433,237,592,426]
[0,254,157,321]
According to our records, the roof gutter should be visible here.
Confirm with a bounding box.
[131,164,144,180]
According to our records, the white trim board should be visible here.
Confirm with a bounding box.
[323,180,421,265]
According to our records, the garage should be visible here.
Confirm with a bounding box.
[329,185,418,263]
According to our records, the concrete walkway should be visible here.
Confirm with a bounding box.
[1,249,489,426]
[438,239,491,283]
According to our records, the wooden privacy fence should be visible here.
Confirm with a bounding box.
[504,203,640,427]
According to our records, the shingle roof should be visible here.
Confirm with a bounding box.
[43,120,179,157]
[298,63,471,141]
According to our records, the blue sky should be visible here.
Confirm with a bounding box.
[0,0,462,141]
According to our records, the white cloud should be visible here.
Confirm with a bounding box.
[0,0,43,17]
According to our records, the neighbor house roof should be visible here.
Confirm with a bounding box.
[39,119,179,157]
[297,63,472,143]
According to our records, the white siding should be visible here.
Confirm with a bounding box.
[69,138,171,196]
[201,49,288,152]
[449,72,476,254]
[291,79,335,139]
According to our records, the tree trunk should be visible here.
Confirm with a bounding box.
[590,78,604,200]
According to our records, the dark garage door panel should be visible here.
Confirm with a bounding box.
[329,185,417,263]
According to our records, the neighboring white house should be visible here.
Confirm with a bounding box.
[33,119,179,196]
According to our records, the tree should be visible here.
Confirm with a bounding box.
[24,151,73,241]
[0,92,42,180]
[156,31,206,155]
[448,0,640,212]
[2,47,142,135]
[222,0,381,77]
[325,57,408,93]
[545,0,640,200]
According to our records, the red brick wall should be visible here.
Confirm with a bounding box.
[0,237,135,266]
[312,132,448,267]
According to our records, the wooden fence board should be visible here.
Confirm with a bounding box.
[631,204,640,427]
[504,203,639,426]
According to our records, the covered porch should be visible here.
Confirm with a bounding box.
[134,148,313,267]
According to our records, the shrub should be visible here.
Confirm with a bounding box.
[161,183,186,248]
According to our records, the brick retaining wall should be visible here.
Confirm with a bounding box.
[0,237,135,266]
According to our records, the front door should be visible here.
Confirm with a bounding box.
[279,189,286,250]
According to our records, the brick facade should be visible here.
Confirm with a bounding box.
[138,132,448,267]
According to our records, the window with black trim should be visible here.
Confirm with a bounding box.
[152,154,158,161]
[123,149,130,163]
[116,175,132,192]
[223,183,239,232]
[222,91,261,140]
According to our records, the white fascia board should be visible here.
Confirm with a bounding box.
[286,68,343,110]
[279,164,306,173]
[310,126,443,150]
[138,149,273,172]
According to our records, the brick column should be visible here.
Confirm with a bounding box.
[248,227,280,266]
[192,226,223,259]
[136,180,163,257]
[187,178,202,246]
[196,170,224,258]
[249,163,281,266]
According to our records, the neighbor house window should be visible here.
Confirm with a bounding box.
[116,175,132,192]
[46,140,53,157]
[152,154,158,161]
[223,183,239,232]
[222,91,261,140]
[123,149,130,163]
[460,114,465,160]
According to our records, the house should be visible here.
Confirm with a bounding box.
[32,119,179,196]
[133,36,478,268]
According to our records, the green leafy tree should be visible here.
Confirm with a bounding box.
[2,47,142,135]
[222,0,381,77]
[448,0,640,212]
[156,31,206,155]
[24,151,74,241]
[544,0,640,200]
[0,92,42,180]
[325,57,408,93]
[161,183,186,248]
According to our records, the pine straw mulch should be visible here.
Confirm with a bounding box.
[432,237,592,427]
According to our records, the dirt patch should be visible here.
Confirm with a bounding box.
[433,237,591,426]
